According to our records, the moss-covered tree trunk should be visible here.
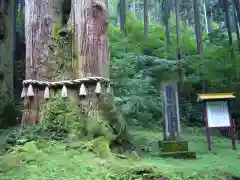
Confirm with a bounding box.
[70,0,129,149]
[22,0,130,153]
[0,0,15,127]
[22,0,63,124]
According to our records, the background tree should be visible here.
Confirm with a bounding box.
[233,0,240,50]
[0,0,16,128]
[161,0,171,47]
[175,0,183,91]
[223,0,233,46]
[143,0,148,49]
[119,0,126,34]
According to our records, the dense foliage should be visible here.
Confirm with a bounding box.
[108,12,240,127]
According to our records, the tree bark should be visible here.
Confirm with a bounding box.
[143,0,148,47]
[119,0,126,35]
[203,0,208,34]
[193,0,203,54]
[223,0,232,46]
[182,0,188,32]
[72,0,109,79]
[69,0,110,115]
[193,0,206,93]
[233,1,240,51]
[22,0,63,124]
[0,0,15,127]
[234,0,240,27]
[175,0,183,92]
[162,0,171,47]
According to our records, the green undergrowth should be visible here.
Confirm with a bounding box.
[0,92,127,156]
[38,92,130,159]
[39,92,121,144]
[39,92,86,140]
[0,127,239,179]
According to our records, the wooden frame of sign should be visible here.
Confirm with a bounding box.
[197,93,236,151]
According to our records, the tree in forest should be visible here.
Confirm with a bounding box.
[223,0,233,46]
[119,0,126,34]
[21,0,131,155]
[175,0,183,90]
[193,0,206,93]
[181,0,188,32]
[233,0,240,50]
[0,0,16,127]
[233,0,240,26]
[143,0,148,48]
[193,0,203,55]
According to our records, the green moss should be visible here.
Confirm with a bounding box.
[39,91,86,139]
[52,22,62,38]
[84,136,112,158]
[113,165,167,180]
[159,151,196,159]
[86,111,116,140]
[48,27,74,80]
[0,141,42,172]
[160,140,189,152]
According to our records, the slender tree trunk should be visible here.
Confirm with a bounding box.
[234,0,240,26]
[163,0,171,47]
[182,0,188,32]
[193,0,203,54]
[0,0,15,127]
[119,0,126,34]
[203,0,209,33]
[223,0,232,46]
[143,0,148,48]
[132,0,136,17]
[233,1,240,51]
[175,0,182,89]
[193,0,205,93]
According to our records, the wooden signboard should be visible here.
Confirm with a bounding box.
[162,81,180,140]
[197,93,236,151]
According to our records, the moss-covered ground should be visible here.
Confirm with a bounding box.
[0,127,239,180]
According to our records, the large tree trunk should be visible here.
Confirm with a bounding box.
[22,0,130,152]
[22,0,63,124]
[72,0,109,79]
[71,0,128,147]
[71,0,110,113]
[0,0,15,127]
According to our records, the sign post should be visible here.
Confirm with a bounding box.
[197,93,236,151]
[162,81,181,140]
[159,81,196,159]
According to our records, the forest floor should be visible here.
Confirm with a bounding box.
[0,127,239,180]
